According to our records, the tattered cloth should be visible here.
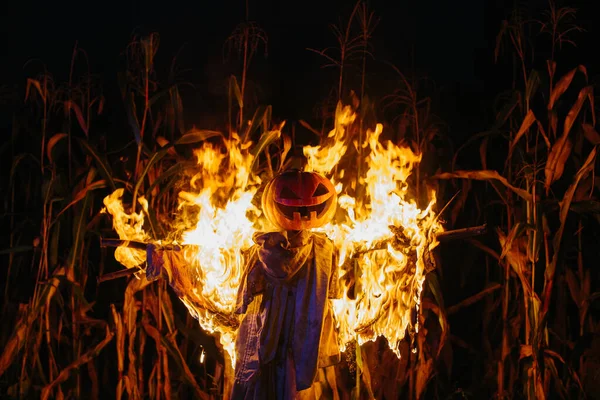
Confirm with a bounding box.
[232,230,341,399]
[144,230,341,399]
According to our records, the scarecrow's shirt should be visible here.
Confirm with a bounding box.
[233,230,341,396]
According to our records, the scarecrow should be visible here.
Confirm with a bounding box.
[231,166,341,399]
[141,161,342,399]
[99,106,490,399]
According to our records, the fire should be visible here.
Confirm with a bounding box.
[174,133,262,359]
[305,118,441,355]
[103,104,443,365]
[102,189,150,269]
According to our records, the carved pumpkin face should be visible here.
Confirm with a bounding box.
[262,170,337,231]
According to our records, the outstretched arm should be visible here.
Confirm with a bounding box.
[146,244,240,329]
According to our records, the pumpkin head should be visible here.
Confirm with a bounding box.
[262,170,337,231]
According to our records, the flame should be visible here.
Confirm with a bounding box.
[174,134,263,360]
[103,106,443,365]
[102,189,150,269]
[306,120,442,355]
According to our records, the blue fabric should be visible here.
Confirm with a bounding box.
[232,231,341,398]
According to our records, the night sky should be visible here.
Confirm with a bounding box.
[1,0,597,142]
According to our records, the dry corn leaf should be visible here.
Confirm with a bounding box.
[544,350,584,392]
[536,370,546,400]
[279,133,292,172]
[126,336,141,400]
[480,136,489,170]
[87,359,99,400]
[40,326,114,400]
[415,357,434,399]
[95,95,105,115]
[142,320,161,343]
[176,129,223,145]
[162,347,171,399]
[156,136,177,156]
[508,109,536,159]
[545,135,572,193]
[124,275,152,335]
[582,123,600,145]
[433,170,532,201]
[156,136,169,147]
[574,175,595,201]
[446,283,502,315]
[549,111,558,138]
[498,229,533,296]
[499,222,523,260]
[536,121,551,149]
[548,65,587,110]
[299,119,322,137]
[0,267,65,379]
[564,86,593,139]
[547,60,556,81]
[54,180,107,222]
[25,78,46,102]
[148,364,158,399]
[450,180,471,226]
[520,344,533,360]
[422,299,449,358]
[64,100,89,136]
[141,318,169,397]
[46,133,68,164]
[110,305,126,386]
[543,148,597,319]
[565,268,582,306]
[583,268,591,299]
[526,70,541,106]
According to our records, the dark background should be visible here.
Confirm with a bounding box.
[5,0,596,144]
[0,0,600,142]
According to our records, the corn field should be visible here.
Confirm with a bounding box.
[1,1,599,399]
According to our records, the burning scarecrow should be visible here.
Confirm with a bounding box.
[103,106,456,399]
[231,168,340,399]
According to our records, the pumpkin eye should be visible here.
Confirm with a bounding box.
[312,183,330,197]
[279,187,301,199]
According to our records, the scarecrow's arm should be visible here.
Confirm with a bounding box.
[99,239,240,329]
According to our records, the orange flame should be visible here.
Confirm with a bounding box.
[103,106,443,365]
[103,189,150,269]
[306,119,442,355]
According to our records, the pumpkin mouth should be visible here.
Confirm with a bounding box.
[275,201,328,221]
